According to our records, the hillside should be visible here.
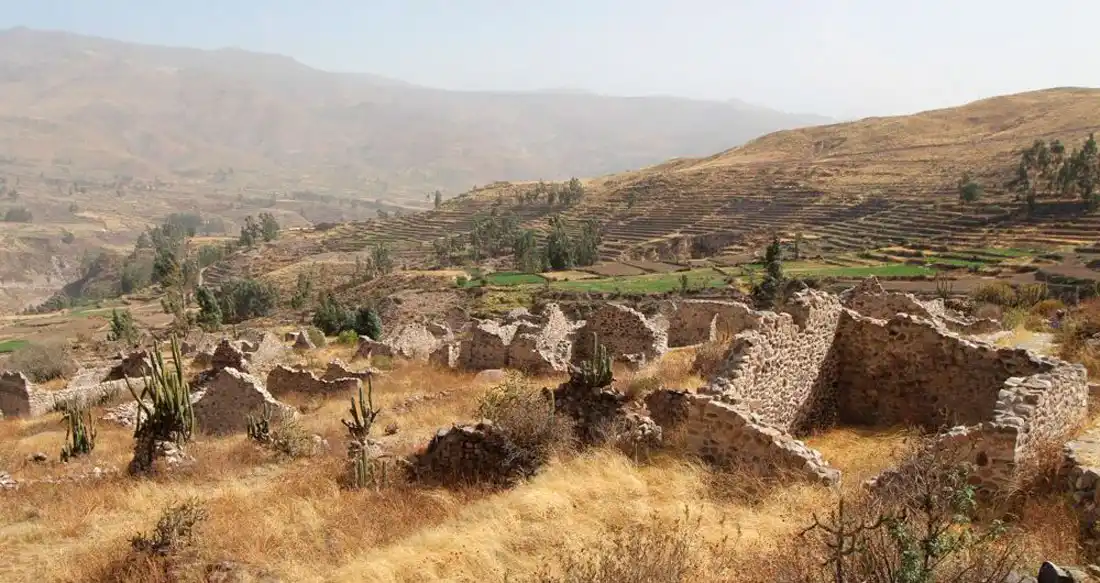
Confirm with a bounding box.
[197,87,1100,292]
[0,27,828,202]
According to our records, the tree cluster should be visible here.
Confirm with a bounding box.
[311,291,382,340]
[514,178,585,207]
[1010,133,1100,212]
[239,212,280,247]
[197,278,279,326]
[541,216,601,271]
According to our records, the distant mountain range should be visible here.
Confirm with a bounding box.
[0,27,831,202]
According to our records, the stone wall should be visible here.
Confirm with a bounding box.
[663,299,758,348]
[266,365,361,398]
[842,277,998,334]
[0,372,142,418]
[406,420,542,488]
[460,320,519,371]
[704,290,842,434]
[573,303,668,364]
[834,312,1061,428]
[191,368,296,434]
[666,393,839,485]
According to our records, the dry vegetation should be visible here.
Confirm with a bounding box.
[0,347,1086,583]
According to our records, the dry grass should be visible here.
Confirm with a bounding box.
[0,356,1082,582]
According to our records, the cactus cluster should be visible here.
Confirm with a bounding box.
[573,332,613,389]
[59,406,97,462]
[342,375,380,444]
[246,404,274,444]
[127,336,195,474]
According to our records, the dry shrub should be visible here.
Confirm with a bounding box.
[519,509,738,583]
[690,336,730,379]
[782,443,1022,583]
[1030,298,1067,318]
[1055,298,1100,376]
[972,281,1048,310]
[8,340,78,382]
[476,372,575,462]
[622,374,662,401]
[973,302,1003,321]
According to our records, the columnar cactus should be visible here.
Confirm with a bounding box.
[127,336,194,475]
[60,406,97,462]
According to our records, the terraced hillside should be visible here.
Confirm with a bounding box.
[204,88,1100,286]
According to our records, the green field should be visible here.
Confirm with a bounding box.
[459,271,548,287]
[549,268,730,294]
[753,263,938,278]
[0,339,28,354]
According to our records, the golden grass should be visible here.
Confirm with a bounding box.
[0,356,1084,582]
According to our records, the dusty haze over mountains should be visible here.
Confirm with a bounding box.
[0,27,831,200]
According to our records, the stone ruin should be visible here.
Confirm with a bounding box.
[840,276,1000,334]
[405,285,1087,493]
[265,364,362,398]
[191,368,297,435]
[406,420,542,488]
[0,370,146,418]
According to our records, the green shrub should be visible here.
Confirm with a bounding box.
[312,291,354,335]
[354,306,383,340]
[306,326,327,347]
[127,337,194,475]
[107,308,141,345]
[9,340,78,382]
[217,278,279,323]
[337,329,359,345]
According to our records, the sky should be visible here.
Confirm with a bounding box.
[2,0,1099,119]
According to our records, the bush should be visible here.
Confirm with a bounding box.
[972,281,1017,307]
[9,340,78,382]
[337,329,359,345]
[354,306,383,340]
[107,308,140,345]
[217,278,279,323]
[312,291,354,335]
[477,373,574,463]
[306,326,327,347]
[130,499,207,556]
[1030,298,1067,318]
[3,206,33,222]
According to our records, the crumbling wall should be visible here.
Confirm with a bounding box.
[460,320,519,370]
[704,290,842,434]
[665,393,839,485]
[192,368,296,434]
[834,312,1056,428]
[507,305,579,374]
[573,303,668,363]
[842,277,998,334]
[0,372,140,418]
[406,421,541,487]
[663,299,758,348]
[266,365,361,397]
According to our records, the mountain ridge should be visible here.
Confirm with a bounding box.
[0,27,830,202]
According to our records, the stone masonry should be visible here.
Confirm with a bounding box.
[640,286,1088,493]
[572,302,668,364]
[662,299,759,348]
[703,290,842,434]
[266,364,361,398]
[841,276,999,334]
[191,368,297,434]
[0,371,144,418]
[663,392,840,485]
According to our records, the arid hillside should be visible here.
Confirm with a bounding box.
[205,87,1100,288]
[0,27,827,202]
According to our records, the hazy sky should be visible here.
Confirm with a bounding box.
[3,0,1099,119]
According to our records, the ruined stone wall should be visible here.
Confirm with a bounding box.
[993,365,1088,472]
[834,312,1054,429]
[663,299,758,348]
[704,290,842,434]
[573,303,668,363]
[192,368,296,434]
[459,320,518,371]
[266,365,361,397]
[0,372,140,418]
[507,304,579,374]
[672,394,839,485]
[842,277,998,334]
